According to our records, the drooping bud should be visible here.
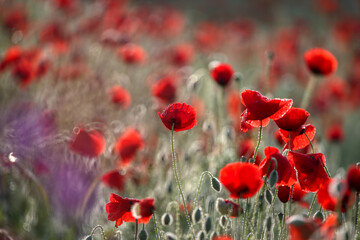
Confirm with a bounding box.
[211,177,221,192]
[269,170,278,188]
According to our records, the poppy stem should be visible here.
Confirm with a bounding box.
[194,171,212,208]
[355,193,360,235]
[91,225,106,240]
[304,132,315,153]
[288,131,291,151]
[170,124,195,239]
[288,184,294,215]
[135,219,138,240]
[300,75,316,109]
[253,121,263,159]
[242,198,250,239]
[307,193,317,217]
[281,203,286,239]
[153,211,159,240]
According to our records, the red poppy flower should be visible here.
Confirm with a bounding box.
[3,8,28,33]
[12,59,35,88]
[325,123,344,142]
[106,193,154,228]
[277,183,308,206]
[287,215,319,240]
[113,128,144,165]
[259,147,294,185]
[102,170,126,192]
[214,236,234,240]
[347,165,360,192]
[275,107,310,131]
[170,43,194,66]
[319,214,340,240]
[287,152,329,192]
[117,44,146,64]
[317,178,354,212]
[69,128,106,158]
[210,63,234,87]
[219,162,263,199]
[304,48,337,76]
[109,86,131,109]
[152,75,177,103]
[0,46,22,71]
[223,199,243,218]
[158,103,197,132]
[279,124,316,150]
[240,90,293,132]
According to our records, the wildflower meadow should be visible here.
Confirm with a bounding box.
[1,0,360,239]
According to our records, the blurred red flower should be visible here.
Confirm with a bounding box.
[277,183,308,206]
[317,178,354,212]
[219,162,263,199]
[325,122,344,142]
[287,151,329,192]
[117,44,146,64]
[346,165,360,192]
[102,170,126,192]
[214,236,234,240]
[223,199,243,218]
[170,43,194,66]
[113,128,144,165]
[106,193,154,227]
[158,103,197,131]
[69,128,106,158]
[210,63,234,87]
[304,48,337,76]
[240,89,292,132]
[109,86,131,109]
[152,75,177,103]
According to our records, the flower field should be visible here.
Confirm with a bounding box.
[1,0,360,239]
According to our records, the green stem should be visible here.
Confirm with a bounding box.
[135,220,138,240]
[253,121,263,159]
[356,193,360,237]
[288,184,294,215]
[304,132,314,154]
[153,211,159,240]
[194,171,213,208]
[307,193,317,217]
[170,124,195,239]
[288,131,291,151]
[301,75,316,109]
[242,198,250,240]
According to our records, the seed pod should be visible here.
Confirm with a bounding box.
[203,217,212,233]
[192,208,203,224]
[313,211,324,222]
[265,216,274,232]
[269,170,278,188]
[138,229,148,240]
[219,215,228,228]
[211,177,221,192]
[164,232,177,240]
[196,231,206,240]
[215,198,229,215]
[278,213,284,222]
[265,189,273,205]
[161,213,173,226]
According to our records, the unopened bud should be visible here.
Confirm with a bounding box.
[161,213,173,226]
[192,208,203,224]
[138,229,148,240]
[211,177,221,192]
[265,189,273,204]
[269,170,278,188]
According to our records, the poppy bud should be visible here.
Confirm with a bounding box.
[209,232,218,239]
[313,210,324,222]
[266,51,275,60]
[265,216,274,232]
[164,232,177,240]
[211,177,221,192]
[219,215,228,228]
[269,170,278,188]
[203,217,212,233]
[240,156,246,162]
[161,213,173,226]
[215,198,229,215]
[196,231,206,240]
[138,229,148,240]
[192,208,203,224]
[234,72,243,83]
[82,235,92,240]
[265,189,273,204]
[207,198,215,213]
[278,213,284,222]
